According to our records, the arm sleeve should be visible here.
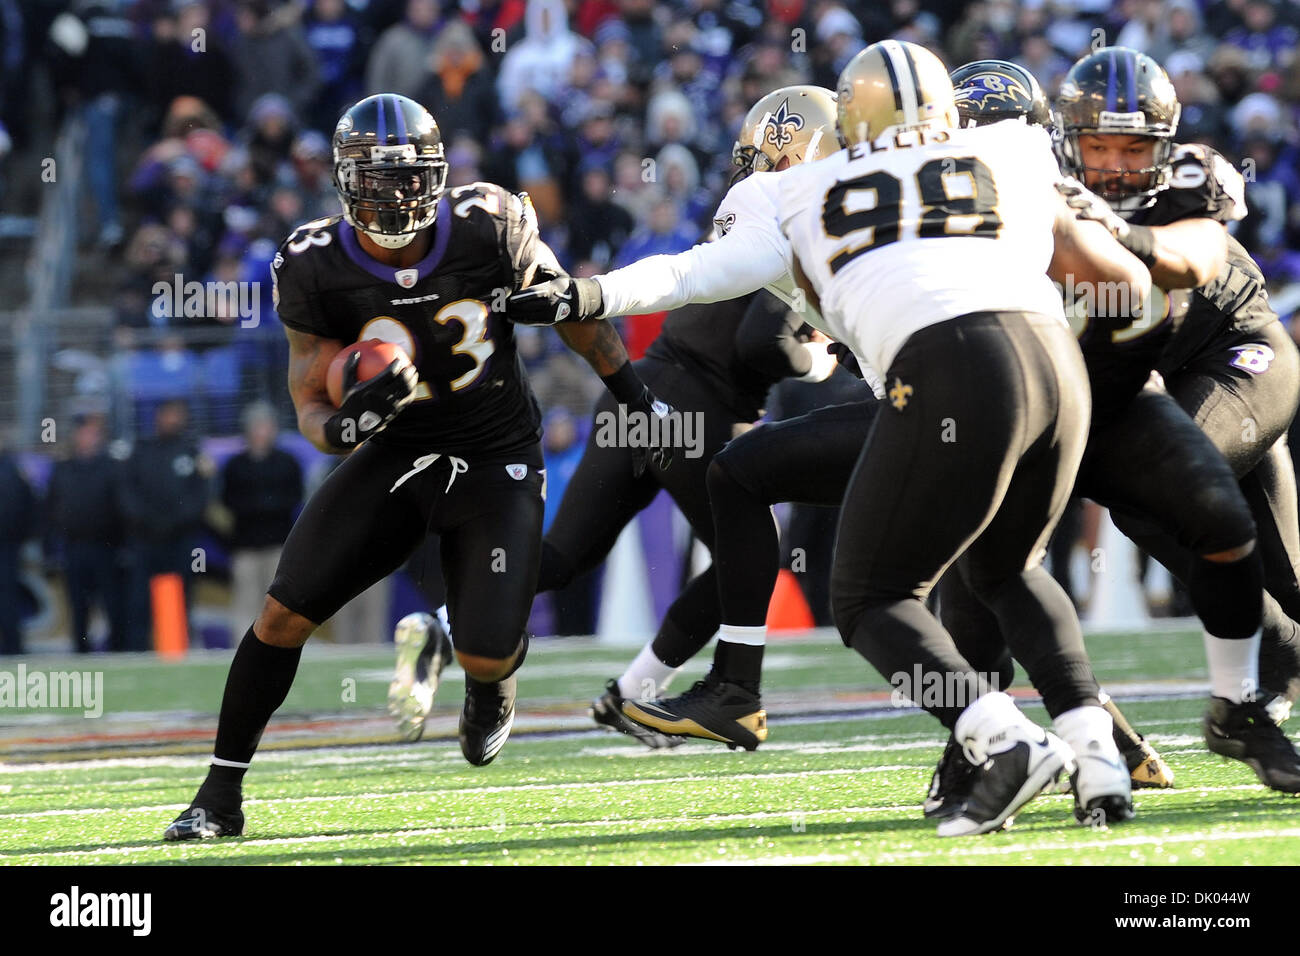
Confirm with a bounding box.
[594,222,792,317]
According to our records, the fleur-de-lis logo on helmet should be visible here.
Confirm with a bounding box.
[764,99,805,150]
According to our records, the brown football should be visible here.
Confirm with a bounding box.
[326,340,411,407]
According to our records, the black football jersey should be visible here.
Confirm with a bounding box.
[271,183,562,457]
[644,290,813,421]
[1076,143,1261,421]
[1122,143,1276,377]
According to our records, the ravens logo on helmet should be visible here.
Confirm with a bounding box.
[950,60,1051,128]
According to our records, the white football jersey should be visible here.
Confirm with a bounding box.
[776,120,1067,376]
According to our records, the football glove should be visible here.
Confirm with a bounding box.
[324,353,418,449]
[507,277,604,325]
[629,387,676,477]
[1055,176,1131,238]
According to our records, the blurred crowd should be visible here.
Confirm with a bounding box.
[2,0,1300,650]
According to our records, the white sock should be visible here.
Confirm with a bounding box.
[718,623,766,646]
[435,604,451,642]
[1054,704,1121,761]
[954,690,1025,755]
[618,642,679,701]
[1204,629,1261,703]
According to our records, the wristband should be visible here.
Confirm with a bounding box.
[600,361,647,406]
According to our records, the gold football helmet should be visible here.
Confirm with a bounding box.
[836,40,958,146]
[730,85,838,185]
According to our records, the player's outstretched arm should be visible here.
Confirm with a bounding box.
[1055,177,1223,290]
[592,225,792,318]
[1048,196,1153,306]
[1138,217,1227,290]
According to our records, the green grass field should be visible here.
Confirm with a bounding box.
[4,625,1300,865]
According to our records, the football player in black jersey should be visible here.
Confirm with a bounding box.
[163,94,670,840]
[384,87,844,750]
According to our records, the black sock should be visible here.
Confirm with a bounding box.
[650,614,711,669]
[714,640,763,694]
[201,627,303,803]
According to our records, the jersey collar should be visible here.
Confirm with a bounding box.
[339,198,451,285]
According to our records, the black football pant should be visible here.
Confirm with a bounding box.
[831,311,1095,730]
[269,439,544,661]
[941,384,1264,682]
[537,356,750,654]
[709,400,877,628]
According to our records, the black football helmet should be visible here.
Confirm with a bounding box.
[332,94,449,248]
[1054,47,1180,207]
[950,60,1051,128]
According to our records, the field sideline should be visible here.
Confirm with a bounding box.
[4,625,1300,866]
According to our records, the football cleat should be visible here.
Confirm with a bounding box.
[162,804,244,841]
[591,679,684,750]
[388,611,455,742]
[1070,739,1136,826]
[1204,697,1300,793]
[459,674,516,767]
[621,674,767,751]
[924,733,979,819]
[1102,695,1174,788]
[938,724,1073,837]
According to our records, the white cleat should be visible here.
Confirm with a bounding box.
[1070,738,1136,827]
[938,723,1074,837]
[388,612,454,742]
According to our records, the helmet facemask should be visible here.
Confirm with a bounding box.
[335,144,448,248]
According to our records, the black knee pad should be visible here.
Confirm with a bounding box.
[1190,550,1264,640]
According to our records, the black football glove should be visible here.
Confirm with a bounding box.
[826,341,863,380]
[506,277,604,326]
[629,386,676,477]
[323,353,417,450]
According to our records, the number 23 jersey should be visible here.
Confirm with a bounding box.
[775,120,1065,376]
[271,182,555,458]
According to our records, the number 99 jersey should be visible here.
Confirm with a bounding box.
[775,120,1066,377]
[271,182,557,458]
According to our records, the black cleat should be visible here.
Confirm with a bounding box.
[938,725,1072,837]
[162,805,244,841]
[591,680,684,749]
[924,733,979,819]
[1204,697,1300,793]
[621,675,767,751]
[459,674,516,767]
[388,612,455,742]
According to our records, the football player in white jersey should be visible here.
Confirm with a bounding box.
[770,39,1157,835]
